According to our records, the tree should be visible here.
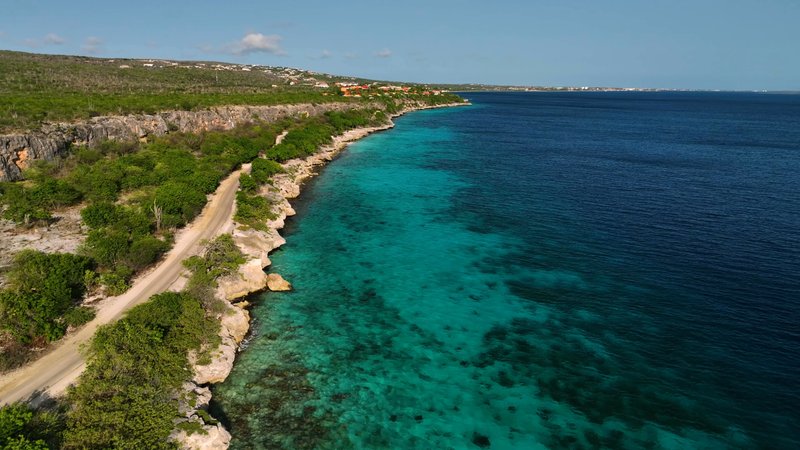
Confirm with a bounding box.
[80,202,119,229]
[82,229,130,267]
[151,200,163,233]
[0,251,93,344]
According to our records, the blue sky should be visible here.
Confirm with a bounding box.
[2,0,799,90]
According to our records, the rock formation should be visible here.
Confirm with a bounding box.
[0,102,380,181]
[266,273,292,291]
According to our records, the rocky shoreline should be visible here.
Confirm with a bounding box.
[171,101,467,449]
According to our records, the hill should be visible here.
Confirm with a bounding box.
[0,50,438,133]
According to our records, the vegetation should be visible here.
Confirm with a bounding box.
[63,291,219,449]
[0,50,468,447]
[0,50,464,133]
[63,235,244,448]
[0,50,355,133]
[250,158,284,184]
[0,251,93,348]
[0,403,65,449]
[267,109,386,162]
[182,234,246,307]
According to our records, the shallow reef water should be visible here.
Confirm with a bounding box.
[213,92,800,449]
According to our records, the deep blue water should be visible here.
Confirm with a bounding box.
[213,92,800,449]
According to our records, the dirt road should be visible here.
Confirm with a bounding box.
[0,168,242,405]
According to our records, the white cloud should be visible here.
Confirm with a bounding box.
[344,52,358,60]
[82,36,104,55]
[43,33,65,45]
[375,48,392,58]
[22,33,66,48]
[229,32,284,55]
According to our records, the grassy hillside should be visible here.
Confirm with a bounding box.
[0,50,358,132]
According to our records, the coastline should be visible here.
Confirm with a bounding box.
[173,101,468,449]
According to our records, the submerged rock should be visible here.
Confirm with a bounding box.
[267,273,292,291]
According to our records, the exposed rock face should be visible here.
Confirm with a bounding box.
[171,423,231,450]
[215,259,268,302]
[0,102,380,181]
[266,273,292,291]
[191,302,249,385]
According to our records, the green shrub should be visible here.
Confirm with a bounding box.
[155,181,207,228]
[234,191,276,230]
[124,235,169,271]
[239,173,257,193]
[0,403,65,450]
[176,420,207,436]
[0,251,93,344]
[63,306,96,328]
[250,158,284,184]
[195,409,218,426]
[82,228,130,267]
[99,272,129,296]
[80,202,119,229]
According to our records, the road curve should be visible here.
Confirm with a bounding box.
[0,168,242,405]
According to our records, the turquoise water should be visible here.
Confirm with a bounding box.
[212,93,800,449]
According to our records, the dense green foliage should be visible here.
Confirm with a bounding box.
[233,189,277,230]
[266,109,386,162]
[64,291,219,449]
[0,179,80,225]
[63,235,241,448]
[249,158,284,184]
[0,403,65,450]
[0,251,93,346]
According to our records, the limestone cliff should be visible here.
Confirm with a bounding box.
[0,102,376,181]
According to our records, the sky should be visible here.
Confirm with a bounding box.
[2,0,799,90]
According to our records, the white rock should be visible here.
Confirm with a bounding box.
[215,259,267,301]
[172,422,231,450]
[267,273,292,291]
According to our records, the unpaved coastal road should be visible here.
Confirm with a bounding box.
[0,169,242,405]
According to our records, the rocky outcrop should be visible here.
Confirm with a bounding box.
[191,302,249,385]
[171,424,231,450]
[171,300,247,449]
[266,273,292,291]
[0,102,380,181]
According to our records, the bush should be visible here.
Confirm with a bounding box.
[250,158,283,184]
[0,403,65,450]
[124,235,170,271]
[155,181,207,228]
[82,228,130,267]
[99,272,129,296]
[239,173,257,193]
[234,191,276,230]
[80,202,119,229]
[63,306,96,328]
[0,251,93,345]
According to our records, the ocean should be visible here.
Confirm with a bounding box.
[211,92,800,449]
